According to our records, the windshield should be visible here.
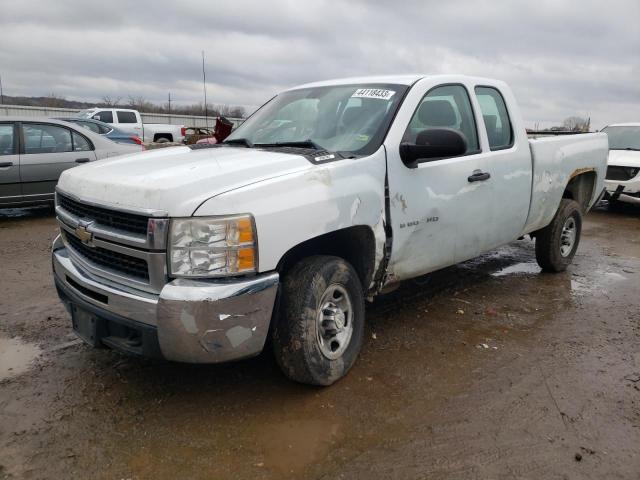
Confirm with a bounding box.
[76,109,96,119]
[601,126,640,151]
[225,83,409,155]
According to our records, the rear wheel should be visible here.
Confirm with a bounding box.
[535,199,582,272]
[272,256,365,386]
[155,136,170,143]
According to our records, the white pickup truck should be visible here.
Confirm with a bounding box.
[76,108,185,143]
[52,75,608,385]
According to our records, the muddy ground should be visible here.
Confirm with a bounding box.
[0,204,639,479]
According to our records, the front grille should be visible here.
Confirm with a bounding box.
[606,166,640,181]
[58,194,150,236]
[64,232,149,281]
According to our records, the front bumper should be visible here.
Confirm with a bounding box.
[604,178,640,204]
[52,237,279,363]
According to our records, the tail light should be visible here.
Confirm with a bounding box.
[181,127,186,136]
[130,136,143,145]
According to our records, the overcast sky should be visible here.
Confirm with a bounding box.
[1,0,638,128]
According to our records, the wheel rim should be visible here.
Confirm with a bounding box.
[316,284,354,360]
[560,216,577,257]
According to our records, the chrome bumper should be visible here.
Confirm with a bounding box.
[52,236,279,363]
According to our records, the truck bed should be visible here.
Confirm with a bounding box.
[523,133,608,234]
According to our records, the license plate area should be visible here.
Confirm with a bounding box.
[71,305,101,347]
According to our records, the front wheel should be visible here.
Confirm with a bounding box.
[272,256,365,386]
[535,198,582,272]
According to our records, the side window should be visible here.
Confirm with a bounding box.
[23,124,72,154]
[79,121,100,134]
[94,111,113,123]
[475,87,513,150]
[117,111,138,124]
[98,124,112,134]
[72,131,93,151]
[403,85,479,154]
[0,124,15,156]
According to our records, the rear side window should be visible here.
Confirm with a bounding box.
[475,87,513,150]
[117,111,137,124]
[77,121,100,134]
[23,124,72,154]
[403,84,479,154]
[0,124,15,155]
[94,111,113,123]
[72,131,93,151]
[97,124,112,134]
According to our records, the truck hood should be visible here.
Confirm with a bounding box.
[57,146,312,216]
[608,149,640,168]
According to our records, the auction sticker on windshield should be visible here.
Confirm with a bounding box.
[351,88,396,100]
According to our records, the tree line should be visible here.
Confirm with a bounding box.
[2,93,246,118]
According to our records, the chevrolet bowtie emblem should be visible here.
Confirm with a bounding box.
[75,223,94,245]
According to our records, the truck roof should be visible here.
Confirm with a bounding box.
[287,74,508,92]
[604,122,640,127]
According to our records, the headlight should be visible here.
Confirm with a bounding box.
[169,215,257,277]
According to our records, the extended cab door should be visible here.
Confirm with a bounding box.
[384,80,494,280]
[0,121,22,205]
[19,122,97,200]
[473,85,532,248]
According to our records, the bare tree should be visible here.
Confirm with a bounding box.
[562,116,590,132]
[101,95,122,107]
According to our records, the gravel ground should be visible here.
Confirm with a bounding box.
[0,204,639,480]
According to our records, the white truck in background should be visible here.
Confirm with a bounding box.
[53,75,608,386]
[76,108,185,143]
[601,123,640,206]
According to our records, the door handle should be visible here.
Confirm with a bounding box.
[75,158,90,163]
[468,170,491,182]
[0,161,13,168]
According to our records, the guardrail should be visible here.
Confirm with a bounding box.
[0,104,244,128]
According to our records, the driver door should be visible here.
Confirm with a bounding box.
[385,81,494,280]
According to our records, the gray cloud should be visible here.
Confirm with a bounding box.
[1,0,638,127]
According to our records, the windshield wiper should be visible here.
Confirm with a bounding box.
[255,139,324,150]
[223,138,254,147]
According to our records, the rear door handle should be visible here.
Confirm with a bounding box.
[75,158,91,163]
[0,161,13,168]
[468,170,491,182]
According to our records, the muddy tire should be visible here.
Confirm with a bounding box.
[535,198,582,272]
[272,256,365,386]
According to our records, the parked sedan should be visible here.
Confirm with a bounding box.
[0,117,142,208]
[602,123,640,206]
[54,117,143,145]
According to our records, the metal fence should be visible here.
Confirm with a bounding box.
[0,104,244,128]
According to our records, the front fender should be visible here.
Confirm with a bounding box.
[193,148,388,274]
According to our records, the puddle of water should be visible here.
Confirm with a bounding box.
[492,262,541,277]
[571,270,628,296]
[0,336,42,381]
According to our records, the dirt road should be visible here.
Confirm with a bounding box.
[1,205,639,479]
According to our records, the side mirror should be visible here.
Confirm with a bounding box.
[92,115,100,121]
[400,128,467,168]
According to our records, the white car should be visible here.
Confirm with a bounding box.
[76,108,185,144]
[52,75,608,385]
[602,123,640,206]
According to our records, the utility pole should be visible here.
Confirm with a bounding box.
[0,74,4,105]
[202,51,209,128]
[168,92,171,122]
